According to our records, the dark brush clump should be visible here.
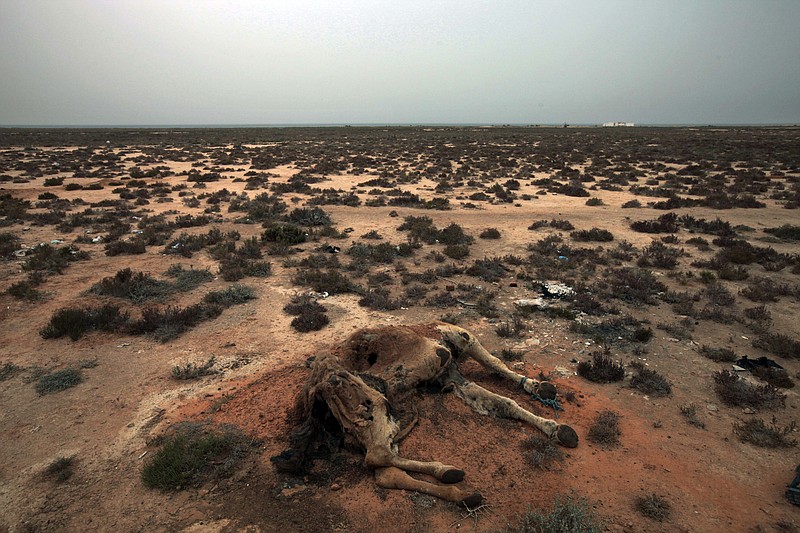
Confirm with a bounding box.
[713,370,785,409]
[635,494,672,522]
[752,333,800,360]
[629,363,671,396]
[700,345,737,362]
[40,305,129,341]
[577,349,625,383]
[35,367,84,395]
[733,417,797,448]
[751,366,795,389]
[587,410,622,447]
[570,228,614,242]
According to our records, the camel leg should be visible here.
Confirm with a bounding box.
[451,379,578,448]
[438,324,557,399]
[375,467,482,507]
[364,442,466,484]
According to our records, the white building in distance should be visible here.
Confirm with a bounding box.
[602,121,635,127]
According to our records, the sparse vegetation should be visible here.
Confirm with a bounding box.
[35,367,84,395]
[141,422,253,491]
[713,370,785,409]
[587,410,621,447]
[733,417,797,448]
[172,357,217,380]
[503,492,604,533]
[523,434,565,470]
[629,363,671,396]
[577,349,625,383]
[635,494,672,522]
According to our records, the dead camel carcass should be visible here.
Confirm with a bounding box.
[272,322,578,507]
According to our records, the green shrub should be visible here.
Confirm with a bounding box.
[36,368,84,395]
[290,310,329,332]
[443,244,470,259]
[358,288,403,311]
[202,285,256,307]
[292,269,356,295]
[261,223,307,245]
[7,280,44,301]
[570,228,613,242]
[764,224,800,241]
[479,228,501,239]
[104,238,147,256]
[0,232,21,259]
[502,492,604,533]
[40,305,128,340]
[141,423,252,491]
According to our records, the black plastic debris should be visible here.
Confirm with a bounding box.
[787,465,800,506]
[734,355,784,371]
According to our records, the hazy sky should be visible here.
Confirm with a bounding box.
[1,0,798,125]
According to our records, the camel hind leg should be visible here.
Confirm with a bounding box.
[451,379,578,448]
[375,467,482,507]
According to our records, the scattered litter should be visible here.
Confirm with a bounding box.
[91,236,104,243]
[50,239,64,244]
[557,255,568,261]
[343,227,354,233]
[13,249,27,258]
[138,451,148,459]
[706,404,718,412]
[322,245,340,254]
[514,297,548,310]
[538,281,574,299]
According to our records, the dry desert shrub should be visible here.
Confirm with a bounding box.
[713,370,785,409]
[629,363,671,396]
[576,349,625,383]
[635,494,672,522]
[733,417,797,448]
[587,410,621,447]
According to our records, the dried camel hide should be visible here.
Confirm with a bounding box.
[272,322,579,507]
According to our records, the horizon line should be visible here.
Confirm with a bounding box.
[1,122,799,129]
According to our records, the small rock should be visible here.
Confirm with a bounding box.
[743,407,756,415]
[330,483,341,491]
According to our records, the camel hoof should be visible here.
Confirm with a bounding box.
[441,468,465,484]
[537,382,557,400]
[461,492,483,508]
[555,425,579,448]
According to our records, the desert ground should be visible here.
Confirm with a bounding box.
[0,126,798,532]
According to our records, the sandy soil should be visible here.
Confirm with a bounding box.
[0,127,798,532]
